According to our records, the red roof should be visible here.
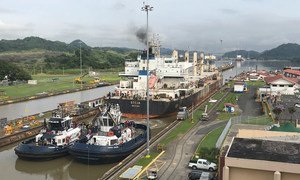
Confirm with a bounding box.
[264,74,298,84]
[224,103,235,107]
[258,72,270,77]
[284,69,300,76]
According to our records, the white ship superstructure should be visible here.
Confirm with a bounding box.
[115,38,218,101]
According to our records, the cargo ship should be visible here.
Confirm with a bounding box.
[107,39,222,119]
[68,104,147,164]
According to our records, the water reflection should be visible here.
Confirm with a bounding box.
[0,116,175,180]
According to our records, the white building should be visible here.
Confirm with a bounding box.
[265,75,299,95]
[234,81,246,93]
[258,74,299,101]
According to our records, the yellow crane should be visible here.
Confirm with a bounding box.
[74,72,88,84]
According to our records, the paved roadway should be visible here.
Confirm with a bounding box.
[157,91,230,180]
[158,121,227,180]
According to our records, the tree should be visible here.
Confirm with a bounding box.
[0,61,31,81]
[288,106,296,122]
[272,105,284,122]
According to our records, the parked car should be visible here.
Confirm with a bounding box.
[188,171,214,180]
[188,170,202,180]
[177,107,189,120]
[188,159,217,171]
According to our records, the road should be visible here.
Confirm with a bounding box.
[157,91,229,180]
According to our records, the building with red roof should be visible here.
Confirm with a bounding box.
[283,69,300,78]
[258,74,300,101]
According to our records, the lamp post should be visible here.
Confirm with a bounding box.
[142,2,153,158]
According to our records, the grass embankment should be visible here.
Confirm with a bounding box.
[197,125,225,150]
[216,92,241,121]
[192,125,225,162]
[0,71,120,100]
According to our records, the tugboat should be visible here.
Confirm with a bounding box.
[14,111,82,160]
[68,104,148,164]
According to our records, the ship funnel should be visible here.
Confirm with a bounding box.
[172,50,179,63]
[193,52,197,77]
[185,51,189,63]
[200,52,204,75]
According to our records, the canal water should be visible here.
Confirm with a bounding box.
[215,59,300,83]
[1,60,300,180]
[0,117,175,180]
[0,85,116,121]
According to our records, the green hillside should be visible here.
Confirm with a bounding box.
[260,43,300,60]
[0,37,139,73]
[223,43,300,60]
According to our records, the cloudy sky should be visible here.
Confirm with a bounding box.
[1,0,300,53]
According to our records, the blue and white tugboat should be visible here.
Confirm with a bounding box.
[14,111,82,160]
[68,104,148,164]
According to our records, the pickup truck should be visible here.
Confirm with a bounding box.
[188,159,217,171]
[177,107,189,120]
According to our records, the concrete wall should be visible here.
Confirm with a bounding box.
[282,173,300,180]
[224,157,300,180]
[237,129,299,138]
[229,167,273,180]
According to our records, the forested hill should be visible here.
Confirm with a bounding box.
[0,37,139,70]
[0,36,90,52]
[223,43,300,60]
[260,43,300,60]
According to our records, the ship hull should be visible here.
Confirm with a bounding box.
[14,138,69,161]
[107,79,222,119]
[68,124,148,164]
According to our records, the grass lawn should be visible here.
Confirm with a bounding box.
[135,152,160,167]
[242,115,273,125]
[0,72,120,100]
[159,120,195,146]
[216,112,236,121]
[196,125,225,150]
[217,92,241,111]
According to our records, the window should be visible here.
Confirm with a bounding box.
[63,139,65,143]
[272,85,277,87]
[288,85,293,87]
[279,85,284,87]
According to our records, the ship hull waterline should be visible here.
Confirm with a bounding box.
[107,79,222,119]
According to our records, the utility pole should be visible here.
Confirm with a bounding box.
[142,2,153,159]
[80,42,83,88]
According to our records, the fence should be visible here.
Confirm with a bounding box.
[215,115,274,148]
[215,118,232,148]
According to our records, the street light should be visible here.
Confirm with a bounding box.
[142,2,153,159]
